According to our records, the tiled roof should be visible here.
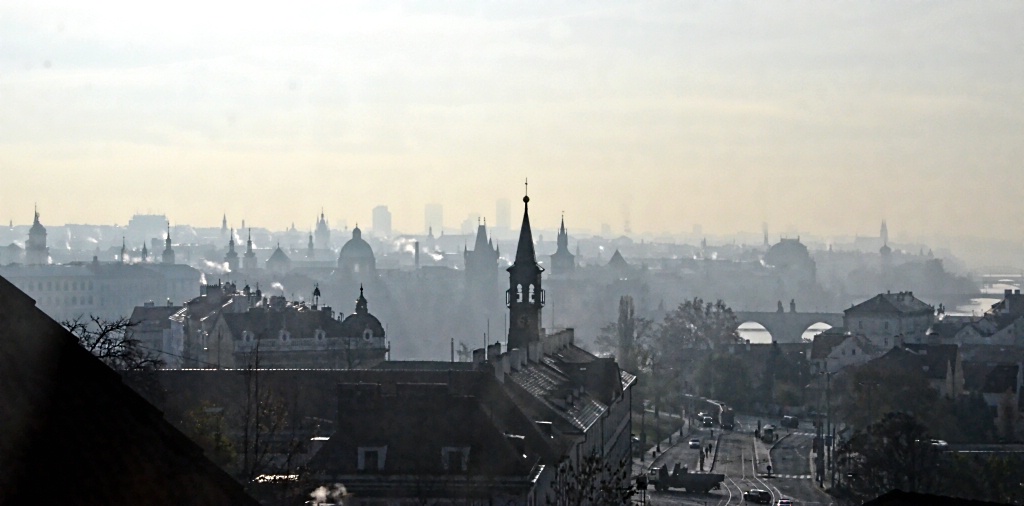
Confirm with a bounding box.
[846,292,933,315]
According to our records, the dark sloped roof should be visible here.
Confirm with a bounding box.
[607,249,629,269]
[846,292,933,316]
[963,363,1018,393]
[0,274,259,505]
[223,306,345,341]
[902,343,959,380]
[810,333,848,360]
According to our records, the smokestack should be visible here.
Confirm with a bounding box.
[450,337,455,363]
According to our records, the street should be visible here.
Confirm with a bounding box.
[638,415,834,506]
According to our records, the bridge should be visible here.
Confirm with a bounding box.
[733,311,844,344]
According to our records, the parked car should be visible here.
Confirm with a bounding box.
[776,499,793,506]
[743,489,771,503]
[780,415,799,429]
[688,438,701,449]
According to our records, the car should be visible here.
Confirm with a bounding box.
[689,438,701,448]
[743,489,771,504]
[702,416,714,427]
[776,499,793,506]
[780,415,799,428]
[929,439,949,448]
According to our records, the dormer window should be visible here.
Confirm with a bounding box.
[279,330,291,342]
[441,446,470,472]
[358,446,387,471]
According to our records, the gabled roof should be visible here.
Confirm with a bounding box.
[810,332,847,360]
[902,343,959,380]
[846,291,933,316]
[0,274,259,505]
[607,249,629,269]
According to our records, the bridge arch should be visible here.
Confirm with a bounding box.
[732,311,844,344]
[737,321,774,343]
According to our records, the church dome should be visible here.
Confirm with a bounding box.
[764,238,811,268]
[340,286,385,338]
[339,227,374,261]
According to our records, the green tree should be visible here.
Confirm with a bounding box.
[656,298,742,355]
[695,354,753,407]
[835,412,941,502]
[595,295,653,375]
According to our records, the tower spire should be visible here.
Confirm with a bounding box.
[507,187,544,352]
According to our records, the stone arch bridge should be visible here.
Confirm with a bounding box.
[733,311,844,343]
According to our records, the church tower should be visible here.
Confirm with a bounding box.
[465,219,500,297]
[225,228,239,271]
[162,223,175,265]
[507,192,544,351]
[140,242,148,263]
[243,228,258,270]
[25,206,49,265]
[549,214,575,275]
[315,210,331,251]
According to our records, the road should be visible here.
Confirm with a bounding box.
[638,415,834,506]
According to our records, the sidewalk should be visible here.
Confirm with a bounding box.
[631,418,695,477]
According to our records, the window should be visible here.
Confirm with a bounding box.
[279,330,290,342]
[315,329,326,341]
[363,329,373,341]
[442,447,470,472]
[358,446,387,471]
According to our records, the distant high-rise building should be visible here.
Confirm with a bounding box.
[496,198,511,233]
[25,207,48,266]
[425,203,443,235]
[372,205,392,237]
[315,210,331,250]
[460,214,481,235]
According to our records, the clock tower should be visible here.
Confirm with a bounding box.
[507,192,544,351]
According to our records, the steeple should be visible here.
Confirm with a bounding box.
[140,242,148,262]
[120,237,127,264]
[355,284,368,315]
[243,228,258,270]
[507,186,545,352]
[550,212,575,275]
[221,214,227,235]
[162,222,175,264]
[225,228,239,271]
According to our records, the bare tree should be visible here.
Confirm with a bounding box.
[62,314,164,371]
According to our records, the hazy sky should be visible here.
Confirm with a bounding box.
[2,1,1022,239]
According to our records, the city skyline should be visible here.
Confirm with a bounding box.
[2,2,1022,240]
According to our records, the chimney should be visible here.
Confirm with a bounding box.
[528,342,540,362]
[509,349,523,371]
[1006,289,1013,297]
[487,342,502,360]
[472,348,486,364]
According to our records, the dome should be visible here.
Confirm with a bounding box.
[764,238,811,268]
[339,227,375,260]
[338,226,376,274]
[340,286,385,338]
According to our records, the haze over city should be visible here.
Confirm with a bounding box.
[2,1,1022,245]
